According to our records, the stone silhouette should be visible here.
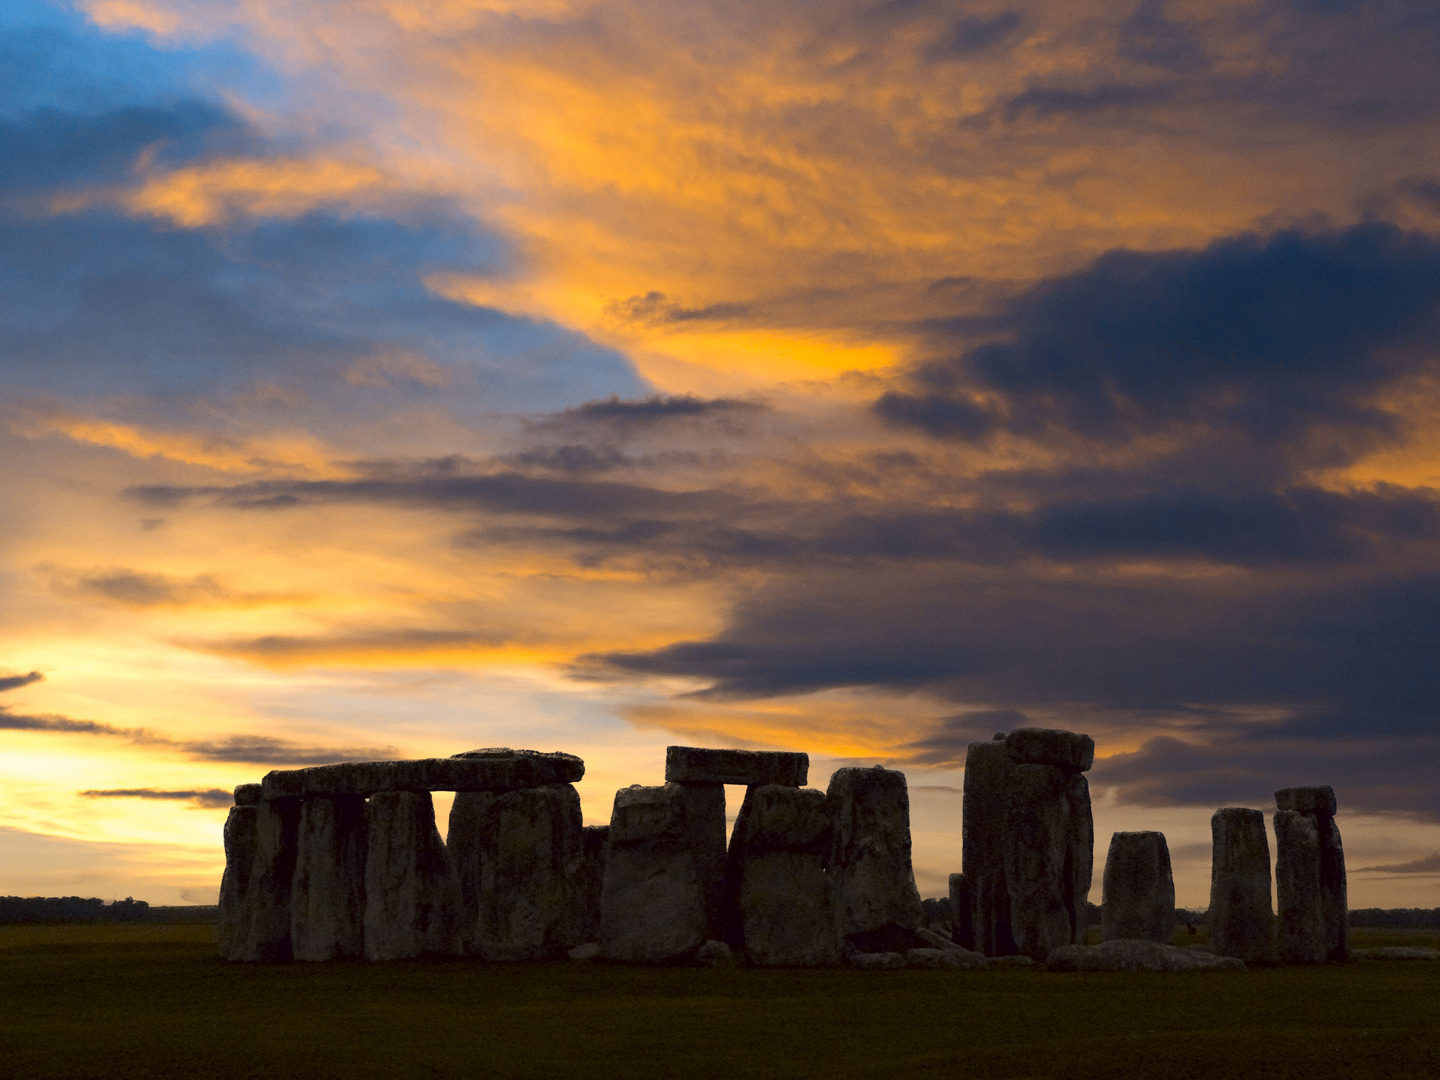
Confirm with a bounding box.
[961,738,1017,956]
[569,825,609,946]
[1101,831,1174,944]
[827,766,923,951]
[1275,785,1347,962]
[1273,809,1325,964]
[218,794,258,961]
[1209,807,1272,963]
[363,790,462,960]
[290,795,367,961]
[664,746,808,787]
[232,796,301,962]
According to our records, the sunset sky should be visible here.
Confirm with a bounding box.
[4,0,1440,909]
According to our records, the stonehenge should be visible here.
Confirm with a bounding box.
[217,735,1350,972]
[1101,831,1174,944]
[962,729,1093,961]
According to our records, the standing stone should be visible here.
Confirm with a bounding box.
[290,795,367,961]
[1273,810,1325,964]
[234,783,262,806]
[827,766,922,949]
[363,790,462,961]
[1101,831,1174,944]
[232,797,301,962]
[1275,785,1348,962]
[569,825,608,945]
[1209,807,1272,963]
[949,873,973,950]
[1004,764,1091,961]
[218,804,258,960]
[728,785,839,967]
[962,740,1017,956]
[674,782,727,941]
[448,783,583,961]
[601,784,709,963]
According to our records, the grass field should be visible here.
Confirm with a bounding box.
[0,925,1436,1079]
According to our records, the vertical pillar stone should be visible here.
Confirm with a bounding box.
[600,784,709,963]
[827,766,922,951]
[1273,809,1325,964]
[728,785,839,967]
[1209,807,1272,963]
[291,795,367,961]
[962,738,1016,956]
[949,872,972,950]
[673,782,727,941]
[1101,831,1174,943]
[218,798,259,960]
[569,825,608,945]
[363,790,462,961]
[234,796,301,962]
[1276,786,1348,962]
[448,783,584,960]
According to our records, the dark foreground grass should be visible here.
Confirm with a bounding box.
[0,926,1436,1080]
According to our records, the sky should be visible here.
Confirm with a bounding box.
[3,0,1440,909]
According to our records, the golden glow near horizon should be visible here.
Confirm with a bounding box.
[3,0,1440,907]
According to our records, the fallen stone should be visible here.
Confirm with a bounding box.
[1048,939,1246,972]
[1102,831,1175,944]
[600,784,709,963]
[261,749,584,800]
[234,784,262,807]
[664,746,807,787]
[1352,946,1440,960]
[231,797,301,963]
[915,926,964,952]
[218,804,258,960]
[448,783,583,961]
[849,951,905,970]
[1208,807,1272,963]
[950,873,973,950]
[695,940,734,967]
[363,790,462,960]
[1273,810,1325,964]
[290,795,367,961]
[1004,764,1091,961]
[987,954,1036,968]
[1274,785,1338,817]
[828,766,922,948]
[910,932,988,968]
[906,947,964,969]
[568,825,609,946]
[1005,728,1095,773]
[962,742,1017,957]
[567,941,602,962]
[728,786,838,967]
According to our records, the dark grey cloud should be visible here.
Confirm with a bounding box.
[926,11,1023,59]
[79,788,232,809]
[0,706,398,765]
[65,570,229,608]
[880,224,1440,447]
[898,710,1031,768]
[0,671,42,693]
[1356,853,1440,873]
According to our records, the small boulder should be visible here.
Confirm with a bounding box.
[567,941,602,962]
[849,951,905,970]
[695,940,734,967]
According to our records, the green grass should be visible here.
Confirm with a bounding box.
[0,925,1436,1079]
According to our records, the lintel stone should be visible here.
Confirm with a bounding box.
[664,746,807,787]
[1275,785,1337,817]
[260,749,583,800]
[1004,729,1094,773]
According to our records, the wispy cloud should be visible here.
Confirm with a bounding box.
[79,787,232,809]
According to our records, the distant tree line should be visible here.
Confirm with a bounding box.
[0,896,219,924]
[1347,907,1440,928]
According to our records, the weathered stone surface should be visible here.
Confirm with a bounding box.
[962,741,1017,957]
[291,795,367,961]
[1274,810,1325,964]
[569,825,608,946]
[1275,785,1337,817]
[1353,946,1440,960]
[675,782,728,940]
[950,873,973,950]
[1102,831,1174,944]
[600,784,709,963]
[363,791,462,960]
[1005,728,1095,773]
[448,783,582,961]
[728,785,838,967]
[849,951,905,970]
[906,947,967,969]
[1004,765,1092,961]
[1208,807,1272,963]
[232,797,300,962]
[1316,814,1348,962]
[664,746,807,787]
[218,805,258,960]
[261,749,584,800]
[828,766,922,948]
[234,784,262,807]
[1048,939,1246,972]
